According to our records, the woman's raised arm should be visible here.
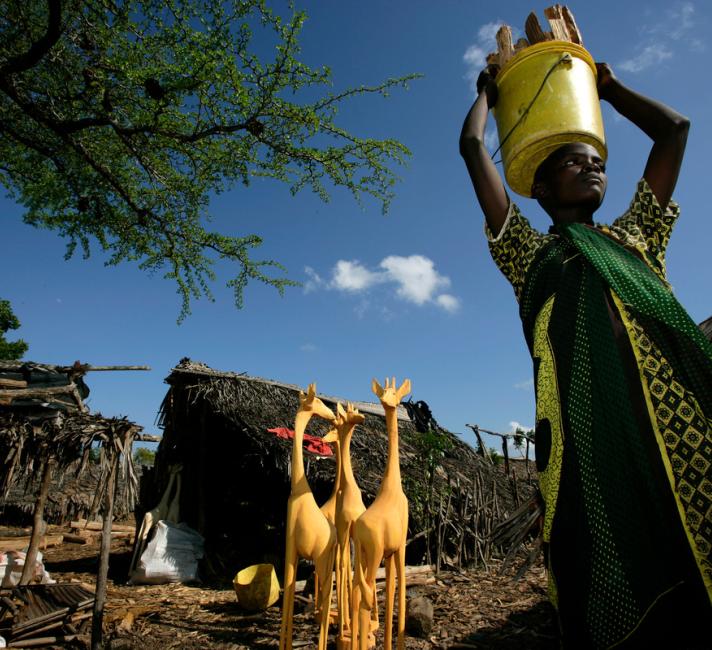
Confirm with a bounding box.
[597,63,689,210]
[459,68,510,238]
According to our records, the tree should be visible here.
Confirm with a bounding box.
[0,299,28,359]
[133,446,156,467]
[0,1,417,319]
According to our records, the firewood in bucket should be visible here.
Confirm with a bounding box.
[487,5,585,70]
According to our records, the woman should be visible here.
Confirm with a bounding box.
[460,62,712,648]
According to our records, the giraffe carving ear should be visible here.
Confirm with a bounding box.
[305,383,317,402]
[372,378,383,398]
[396,379,412,402]
[337,402,346,418]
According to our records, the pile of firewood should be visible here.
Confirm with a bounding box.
[0,583,95,647]
[488,5,585,69]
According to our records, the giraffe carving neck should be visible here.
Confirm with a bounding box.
[341,426,357,486]
[382,407,401,488]
[291,410,311,491]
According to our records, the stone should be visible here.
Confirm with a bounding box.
[405,596,434,638]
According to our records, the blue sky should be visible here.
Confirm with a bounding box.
[3,1,711,455]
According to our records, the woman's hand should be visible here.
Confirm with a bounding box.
[596,62,617,102]
[476,64,500,109]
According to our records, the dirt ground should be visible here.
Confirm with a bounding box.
[16,532,559,649]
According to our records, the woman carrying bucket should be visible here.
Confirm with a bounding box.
[459,44,712,649]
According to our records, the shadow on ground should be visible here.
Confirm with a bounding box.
[455,601,558,649]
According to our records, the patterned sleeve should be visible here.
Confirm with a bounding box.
[609,178,680,280]
[486,202,548,301]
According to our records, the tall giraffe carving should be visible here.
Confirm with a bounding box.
[279,384,337,650]
[332,402,367,645]
[351,378,411,650]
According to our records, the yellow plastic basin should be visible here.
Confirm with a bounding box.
[233,563,280,611]
[493,41,606,197]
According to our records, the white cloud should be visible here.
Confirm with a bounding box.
[484,127,498,153]
[305,255,460,313]
[619,2,700,73]
[303,266,325,293]
[478,21,502,44]
[508,420,535,459]
[509,421,533,434]
[380,255,449,305]
[514,377,534,391]
[435,294,461,313]
[462,19,510,91]
[331,260,383,292]
[300,343,317,353]
[619,45,673,73]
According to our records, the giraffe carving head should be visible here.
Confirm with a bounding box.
[372,377,411,408]
[298,383,336,421]
[336,401,365,427]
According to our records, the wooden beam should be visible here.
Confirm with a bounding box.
[544,5,571,42]
[525,12,552,44]
[562,6,583,45]
[496,25,515,67]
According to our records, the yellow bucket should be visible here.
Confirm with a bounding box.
[233,563,280,611]
[493,41,606,197]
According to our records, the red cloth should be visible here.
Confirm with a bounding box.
[267,427,333,456]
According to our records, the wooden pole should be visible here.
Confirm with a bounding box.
[91,454,118,650]
[466,424,493,465]
[19,460,54,585]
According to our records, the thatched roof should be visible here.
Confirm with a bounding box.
[700,316,712,342]
[0,360,90,415]
[146,359,535,578]
[0,361,143,523]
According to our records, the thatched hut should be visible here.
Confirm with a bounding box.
[0,361,142,521]
[143,359,535,581]
[701,316,712,342]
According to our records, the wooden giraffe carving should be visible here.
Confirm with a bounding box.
[319,427,341,527]
[351,378,411,650]
[279,384,337,650]
[332,402,367,644]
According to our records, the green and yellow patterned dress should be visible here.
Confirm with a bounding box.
[487,179,712,649]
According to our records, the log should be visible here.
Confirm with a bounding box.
[63,533,90,545]
[3,635,81,648]
[0,384,78,401]
[495,25,514,66]
[524,12,552,44]
[0,534,63,551]
[0,377,28,388]
[561,6,583,44]
[544,6,571,42]
[293,564,434,593]
[71,520,135,533]
[514,37,530,53]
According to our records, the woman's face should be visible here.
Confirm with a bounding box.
[535,143,608,211]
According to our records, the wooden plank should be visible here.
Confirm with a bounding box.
[544,5,571,42]
[0,378,28,388]
[524,12,551,44]
[496,25,515,67]
[71,520,135,533]
[0,534,64,552]
[514,37,530,53]
[0,384,77,400]
[562,5,583,45]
